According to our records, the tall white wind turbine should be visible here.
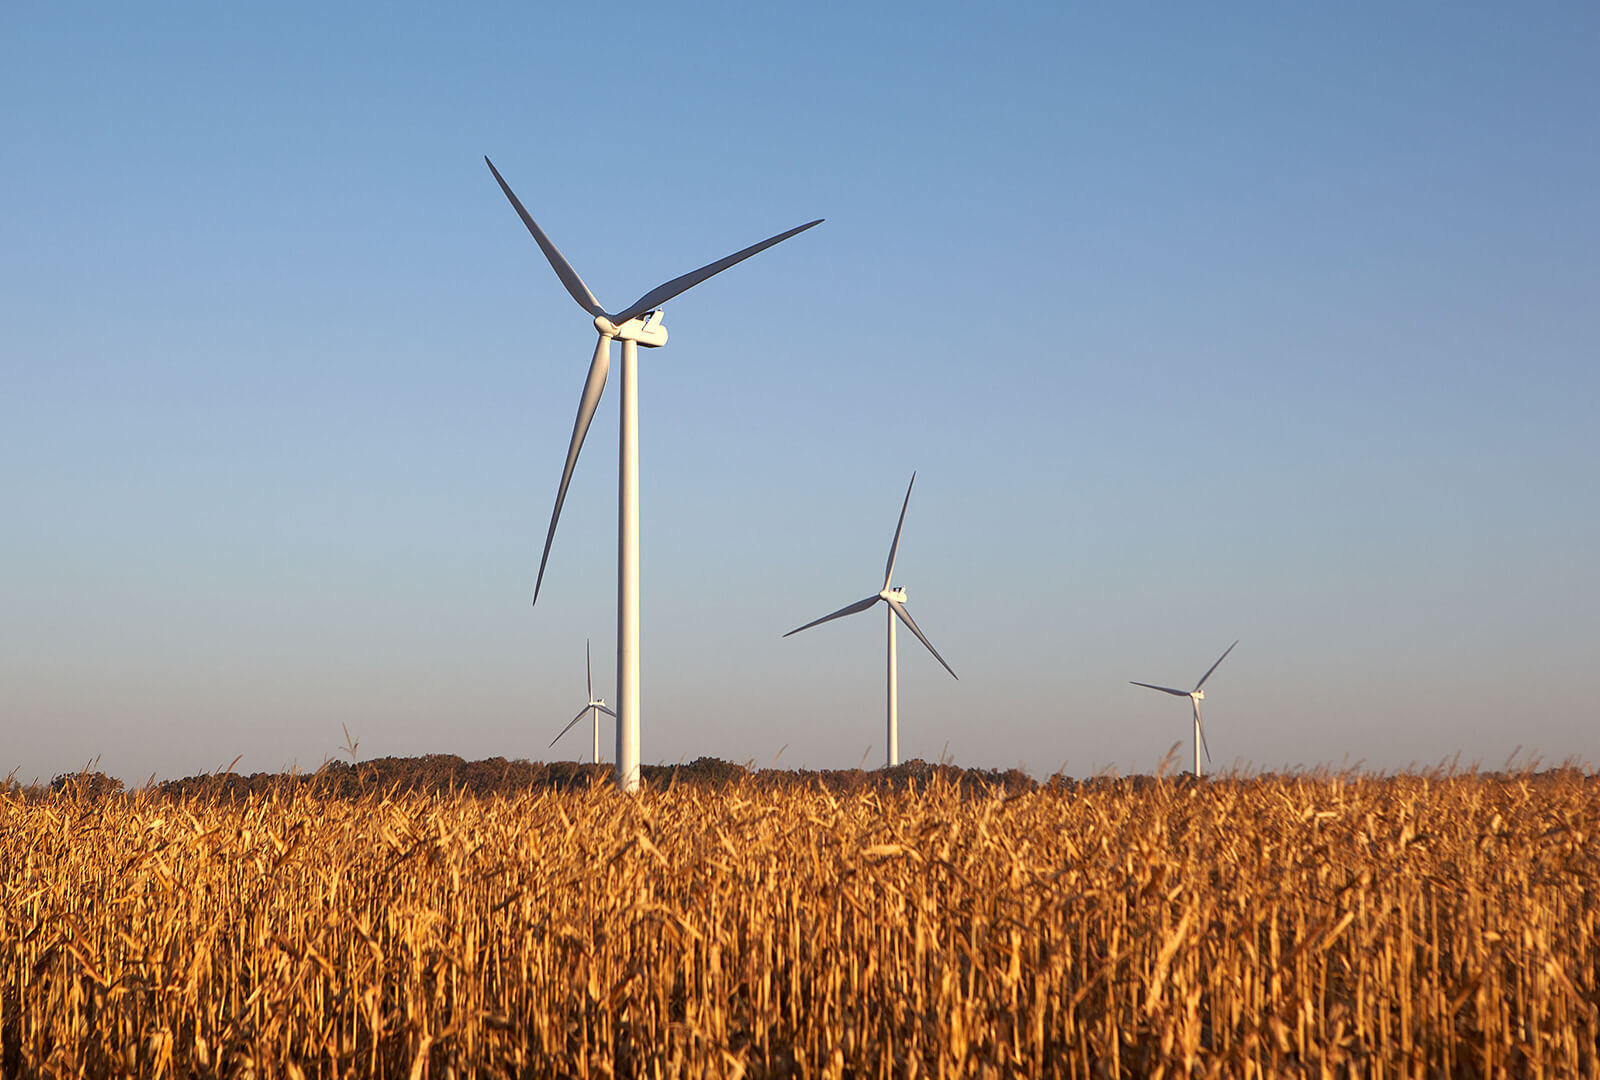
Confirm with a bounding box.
[784,474,957,767]
[1130,640,1238,778]
[549,640,616,765]
[487,157,820,793]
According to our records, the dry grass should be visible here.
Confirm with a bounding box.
[3,769,1597,1077]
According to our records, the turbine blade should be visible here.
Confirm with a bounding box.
[1193,639,1239,691]
[886,598,957,680]
[550,705,592,748]
[1130,681,1190,697]
[586,639,593,701]
[882,472,916,591]
[610,219,823,325]
[1196,701,1212,764]
[783,595,879,637]
[485,157,606,317]
[595,704,618,719]
[533,334,611,605]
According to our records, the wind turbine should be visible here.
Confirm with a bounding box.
[549,640,616,765]
[1130,640,1238,778]
[486,157,820,793]
[784,474,957,767]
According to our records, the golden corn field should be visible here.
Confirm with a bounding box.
[3,770,1598,1078]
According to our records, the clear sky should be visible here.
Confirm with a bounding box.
[3,4,1597,785]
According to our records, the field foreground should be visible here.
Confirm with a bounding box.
[3,771,1598,1078]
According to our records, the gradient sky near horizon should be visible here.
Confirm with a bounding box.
[3,4,1597,785]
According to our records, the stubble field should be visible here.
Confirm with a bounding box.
[3,768,1597,1077]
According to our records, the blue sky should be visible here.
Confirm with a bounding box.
[3,4,1597,784]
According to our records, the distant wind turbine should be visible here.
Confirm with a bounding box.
[549,640,616,765]
[486,157,820,792]
[1130,640,1238,778]
[784,474,957,767]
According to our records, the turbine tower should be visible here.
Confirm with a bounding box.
[487,157,820,792]
[1130,640,1238,778]
[784,474,957,767]
[549,640,616,764]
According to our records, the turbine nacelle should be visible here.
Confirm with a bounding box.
[1192,689,1204,701]
[596,310,668,348]
[881,586,907,603]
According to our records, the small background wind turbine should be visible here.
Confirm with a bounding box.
[487,157,820,792]
[1130,640,1238,778]
[784,474,957,767]
[549,640,616,765]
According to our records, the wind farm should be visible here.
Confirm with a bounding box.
[6,4,1600,1076]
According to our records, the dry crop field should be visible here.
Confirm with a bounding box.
[3,770,1598,1078]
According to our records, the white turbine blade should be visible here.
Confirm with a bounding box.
[1130,681,1190,697]
[594,703,618,719]
[609,219,823,325]
[485,157,606,317]
[783,595,879,637]
[550,705,592,748]
[1193,639,1239,692]
[585,639,593,701]
[882,472,916,591]
[886,598,957,680]
[533,333,611,605]
[1195,700,1212,764]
